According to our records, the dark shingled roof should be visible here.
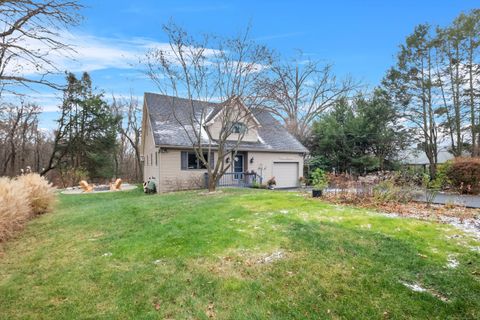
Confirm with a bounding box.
[144,92,308,153]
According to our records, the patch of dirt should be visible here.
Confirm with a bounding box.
[254,250,285,264]
[193,249,288,279]
[86,231,104,241]
[198,190,224,196]
[205,302,216,318]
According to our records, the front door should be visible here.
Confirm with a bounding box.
[233,154,244,180]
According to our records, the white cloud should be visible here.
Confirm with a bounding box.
[4,30,225,77]
[1,92,62,112]
[5,31,171,75]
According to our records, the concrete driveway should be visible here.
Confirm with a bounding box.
[413,191,480,208]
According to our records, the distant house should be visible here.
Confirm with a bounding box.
[401,147,456,171]
[141,93,308,193]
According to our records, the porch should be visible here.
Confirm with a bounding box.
[207,151,262,188]
[204,171,263,188]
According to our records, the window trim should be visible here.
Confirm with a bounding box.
[187,151,208,170]
[231,122,247,134]
[181,151,211,170]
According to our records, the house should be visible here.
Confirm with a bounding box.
[401,147,459,172]
[141,93,308,193]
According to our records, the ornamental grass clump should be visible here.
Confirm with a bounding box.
[0,174,56,242]
[17,173,57,215]
[0,177,30,242]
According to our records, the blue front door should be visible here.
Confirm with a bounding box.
[233,154,244,180]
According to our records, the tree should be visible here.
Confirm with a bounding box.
[453,10,480,155]
[383,24,439,177]
[357,89,410,170]
[259,54,359,143]
[383,11,480,176]
[143,22,273,192]
[42,72,120,183]
[309,90,408,173]
[0,0,82,94]
[112,94,142,182]
[434,23,467,157]
[0,101,48,176]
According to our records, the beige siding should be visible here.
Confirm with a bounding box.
[158,149,217,193]
[206,104,259,142]
[155,149,303,192]
[141,110,159,182]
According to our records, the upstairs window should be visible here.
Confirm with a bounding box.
[231,122,247,134]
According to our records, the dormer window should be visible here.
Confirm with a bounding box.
[232,122,247,134]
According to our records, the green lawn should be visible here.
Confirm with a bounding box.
[0,188,479,319]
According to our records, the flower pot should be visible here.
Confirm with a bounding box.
[312,189,322,197]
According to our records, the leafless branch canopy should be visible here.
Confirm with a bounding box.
[111,93,143,181]
[258,54,360,141]
[0,0,82,94]
[143,22,274,191]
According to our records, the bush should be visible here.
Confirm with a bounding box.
[17,173,56,215]
[431,161,452,190]
[393,167,424,186]
[310,168,329,191]
[0,177,30,242]
[251,181,260,189]
[446,157,480,194]
[373,179,414,204]
[0,174,56,242]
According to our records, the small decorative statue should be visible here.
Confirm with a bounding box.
[267,177,276,190]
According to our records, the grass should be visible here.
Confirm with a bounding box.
[0,188,479,319]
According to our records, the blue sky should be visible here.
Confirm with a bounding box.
[28,0,478,128]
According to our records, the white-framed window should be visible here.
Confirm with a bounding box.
[181,151,210,170]
[231,122,247,134]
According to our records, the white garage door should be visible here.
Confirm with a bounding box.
[273,162,299,188]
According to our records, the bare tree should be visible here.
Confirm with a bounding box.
[383,24,440,177]
[144,22,273,191]
[112,93,142,182]
[0,101,51,177]
[0,0,82,94]
[259,54,359,142]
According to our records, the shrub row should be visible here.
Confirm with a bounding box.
[0,173,56,242]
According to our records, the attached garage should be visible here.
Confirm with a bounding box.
[272,162,299,188]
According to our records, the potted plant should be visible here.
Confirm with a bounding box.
[310,168,328,197]
[266,177,276,190]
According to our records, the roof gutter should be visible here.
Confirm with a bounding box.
[156,144,308,154]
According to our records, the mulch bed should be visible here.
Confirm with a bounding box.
[321,193,480,220]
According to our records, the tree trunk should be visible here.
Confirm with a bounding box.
[468,42,477,156]
[208,173,217,192]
